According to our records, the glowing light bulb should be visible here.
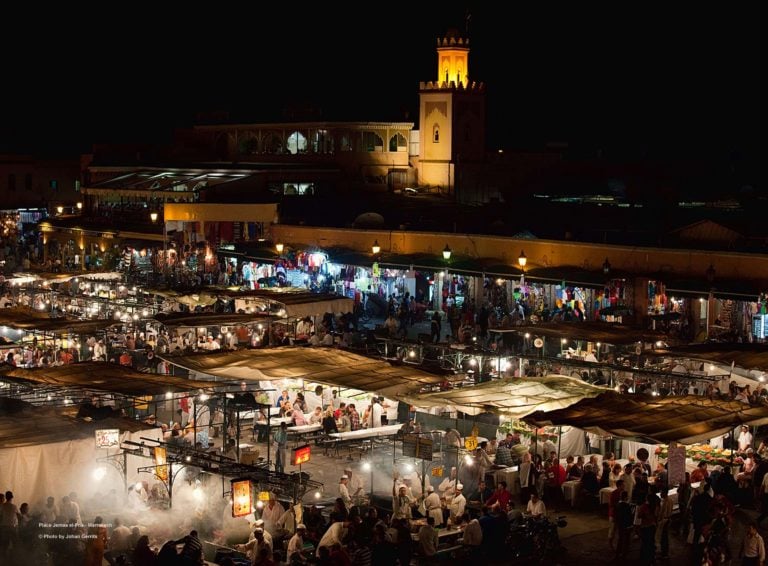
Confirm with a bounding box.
[314,491,321,499]
[92,467,107,481]
[362,462,371,472]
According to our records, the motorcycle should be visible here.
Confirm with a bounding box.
[507,514,568,563]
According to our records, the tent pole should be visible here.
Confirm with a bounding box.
[193,397,197,448]
[731,428,735,467]
[223,395,228,456]
[267,407,271,471]
[557,426,562,464]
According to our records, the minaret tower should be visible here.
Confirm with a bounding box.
[418,29,486,196]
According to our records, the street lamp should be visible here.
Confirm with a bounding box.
[442,244,452,261]
[706,264,716,339]
[56,206,64,215]
[372,240,381,255]
[275,242,284,255]
[518,250,527,269]
[150,210,167,272]
[76,202,83,211]
[602,257,611,275]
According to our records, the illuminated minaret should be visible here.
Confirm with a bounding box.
[418,30,485,196]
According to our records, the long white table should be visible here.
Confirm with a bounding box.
[411,526,463,541]
[288,424,322,434]
[329,424,403,440]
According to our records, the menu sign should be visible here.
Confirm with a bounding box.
[232,480,252,518]
[154,447,168,482]
[402,435,432,461]
[292,444,311,465]
[402,435,419,458]
[667,444,686,487]
[95,429,119,448]
[416,437,433,461]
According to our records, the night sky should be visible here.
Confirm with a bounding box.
[1,8,763,160]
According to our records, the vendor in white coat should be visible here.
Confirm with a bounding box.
[344,467,366,505]
[423,485,443,526]
[438,467,458,502]
[392,481,415,520]
[366,396,383,429]
[447,483,466,522]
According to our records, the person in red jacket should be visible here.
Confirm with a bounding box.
[484,481,511,512]
[543,458,567,511]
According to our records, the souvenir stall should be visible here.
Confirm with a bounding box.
[596,278,633,323]
[433,270,471,310]
[492,280,596,324]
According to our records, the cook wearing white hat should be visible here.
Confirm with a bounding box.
[339,475,352,509]
[287,522,308,561]
[448,483,467,519]
[423,484,443,526]
[251,520,273,546]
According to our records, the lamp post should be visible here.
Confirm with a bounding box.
[518,250,527,285]
[151,210,167,274]
[706,264,716,340]
[372,240,381,256]
[602,257,611,275]
[275,242,284,255]
[437,244,452,311]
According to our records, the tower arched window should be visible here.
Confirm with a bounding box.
[433,125,440,143]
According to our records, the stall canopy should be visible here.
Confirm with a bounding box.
[0,397,149,448]
[161,288,354,319]
[0,362,220,396]
[216,289,355,319]
[654,344,768,373]
[404,375,608,418]
[490,322,672,345]
[525,392,768,444]
[153,312,279,328]
[0,307,119,334]
[161,348,448,398]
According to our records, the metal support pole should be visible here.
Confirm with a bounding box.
[122,451,128,494]
[223,396,228,455]
[236,410,241,461]
[267,408,271,470]
[168,469,174,509]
